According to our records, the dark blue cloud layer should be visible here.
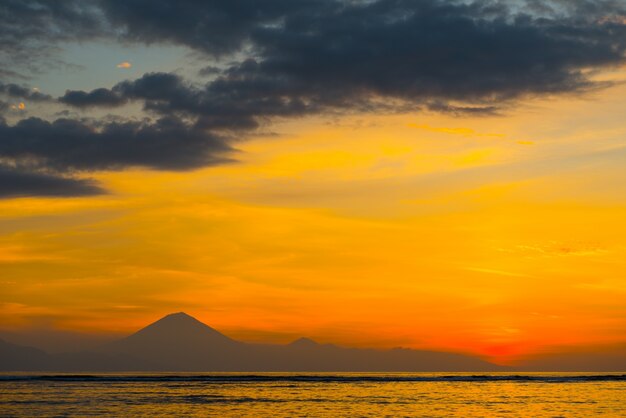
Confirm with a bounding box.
[1,0,626,197]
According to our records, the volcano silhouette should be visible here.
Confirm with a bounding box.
[104,312,243,370]
[101,312,502,371]
[2,312,504,372]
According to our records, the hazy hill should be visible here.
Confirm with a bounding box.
[0,338,50,371]
[519,345,626,372]
[0,312,503,372]
[0,337,156,372]
[102,312,503,371]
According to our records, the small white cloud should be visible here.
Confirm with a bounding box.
[116,61,132,69]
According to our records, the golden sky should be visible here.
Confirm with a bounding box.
[2,77,626,364]
[2,1,626,367]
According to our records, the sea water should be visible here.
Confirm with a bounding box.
[1,373,625,417]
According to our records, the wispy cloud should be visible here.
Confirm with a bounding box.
[464,267,531,278]
[407,124,506,138]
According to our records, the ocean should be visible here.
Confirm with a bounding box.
[1,373,625,417]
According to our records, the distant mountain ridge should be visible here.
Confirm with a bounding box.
[2,312,503,372]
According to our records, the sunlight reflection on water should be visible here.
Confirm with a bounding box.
[1,373,625,417]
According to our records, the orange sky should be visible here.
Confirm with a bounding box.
[2,71,626,365]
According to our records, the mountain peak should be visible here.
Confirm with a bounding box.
[102,311,241,370]
[142,312,223,333]
[149,311,215,328]
[290,337,318,347]
[109,311,237,350]
[162,312,195,321]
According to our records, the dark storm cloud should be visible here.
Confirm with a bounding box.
[59,88,127,108]
[98,0,626,104]
[2,0,626,197]
[0,0,106,72]
[0,116,232,173]
[0,165,104,198]
[61,0,626,123]
[60,71,315,131]
[99,0,324,56]
[0,83,54,102]
[0,0,103,43]
[198,66,224,77]
[60,73,198,112]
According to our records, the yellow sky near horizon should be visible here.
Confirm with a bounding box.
[1,80,626,364]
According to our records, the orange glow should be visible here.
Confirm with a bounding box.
[1,83,626,363]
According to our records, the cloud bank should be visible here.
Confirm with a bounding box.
[1,0,625,197]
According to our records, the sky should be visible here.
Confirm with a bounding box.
[1,0,626,365]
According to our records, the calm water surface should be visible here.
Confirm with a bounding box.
[1,373,625,417]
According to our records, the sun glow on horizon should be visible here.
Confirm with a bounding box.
[2,80,626,365]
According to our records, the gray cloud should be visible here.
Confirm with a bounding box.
[2,0,626,197]
[426,101,500,116]
[60,71,314,131]
[0,83,54,102]
[0,116,233,173]
[101,0,626,103]
[0,0,107,74]
[0,165,104,198]
[58,88,126,108]
[100,0,319,57]
[61,0,626,120]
